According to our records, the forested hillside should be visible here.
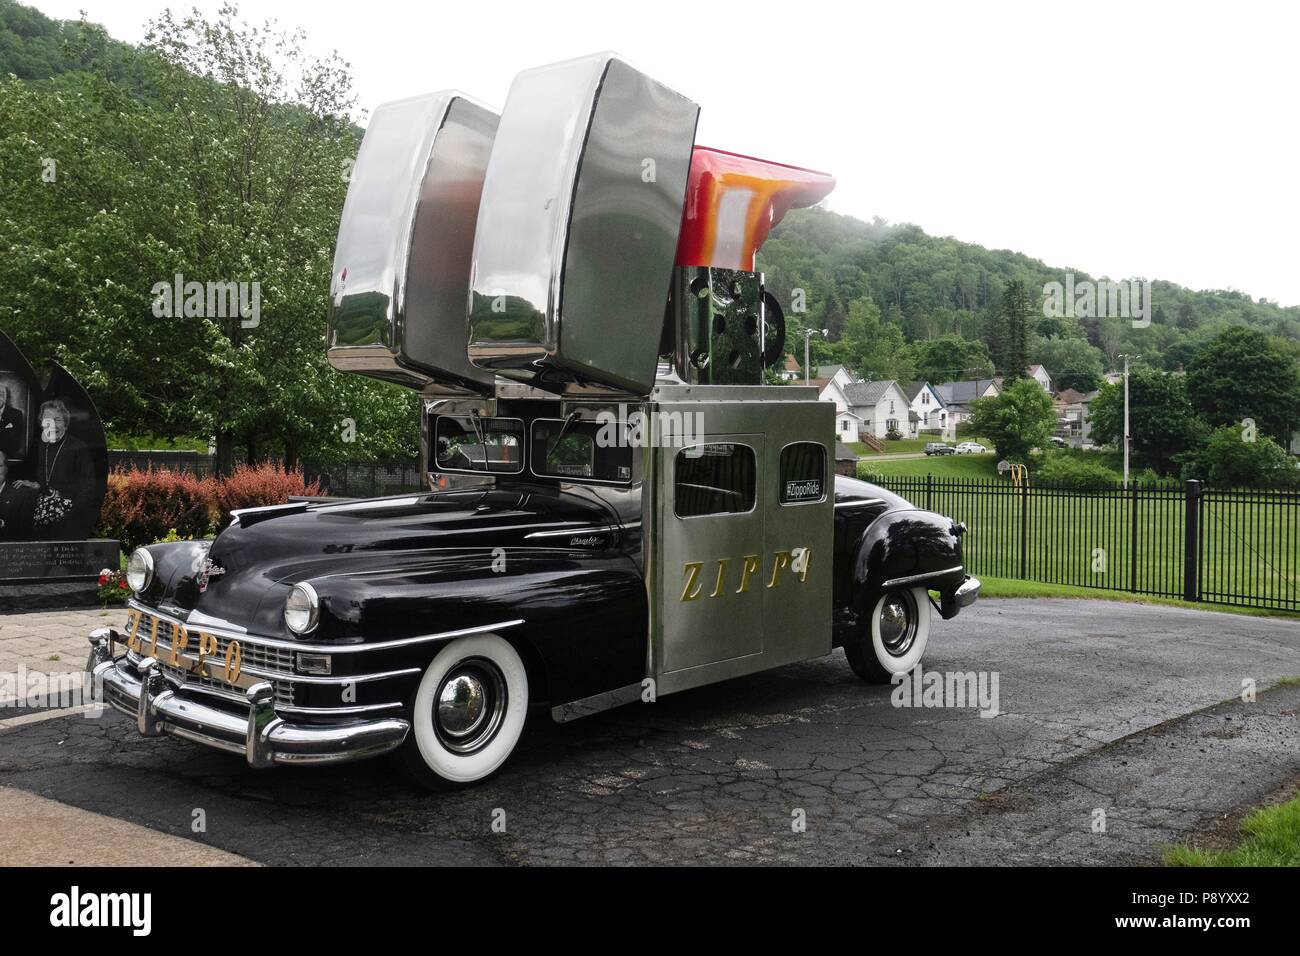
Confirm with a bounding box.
[2,0,1297,467]
[758,206,1300,384]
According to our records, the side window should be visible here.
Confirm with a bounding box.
[779,442,826,505]
[674,443,756,518]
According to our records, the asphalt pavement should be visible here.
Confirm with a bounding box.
[1,599,1297,865]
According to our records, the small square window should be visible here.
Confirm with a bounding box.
[674,444,756,518]
[779,443,826,505]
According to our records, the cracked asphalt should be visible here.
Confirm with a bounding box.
[1,599,1298,865]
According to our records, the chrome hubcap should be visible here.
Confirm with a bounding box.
[879,590,918,657]
[433,659,507,754]
[437,674,488,737]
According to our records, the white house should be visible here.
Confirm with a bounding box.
[779,354,801,381]
[902,381,954,440]
[842,380,912,440]
[934,378,1001,429]
[816,365,858,389]
[1027,364,1053,392]
[813,376,852,414]
[1053,387,1099,448]
[834,408,864,442]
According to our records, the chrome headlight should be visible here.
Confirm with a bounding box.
[284,582,320,635]
[126,548,154,594]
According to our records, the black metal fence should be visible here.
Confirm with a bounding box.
[866,475,1300,613]
[108,450,216,475]
[303,460,426,498]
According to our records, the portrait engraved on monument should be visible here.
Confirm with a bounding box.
[0,331,108,544]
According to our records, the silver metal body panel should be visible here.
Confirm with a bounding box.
[467,53,699,396]
[644,394,834,695]
[328,92,498,393]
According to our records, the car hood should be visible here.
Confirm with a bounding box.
[150,485,627,636]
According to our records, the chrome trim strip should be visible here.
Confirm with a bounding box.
[276,702,404,716]
[883,565,965,588]
[126,600,524,655]
[524,525,618,540]
[229,502,309,526]
[316,495,423,513]
[834,498,885,509]
[126,649,420,686]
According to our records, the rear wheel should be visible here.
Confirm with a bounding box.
[844,586,931,683]
[400,633,528,791]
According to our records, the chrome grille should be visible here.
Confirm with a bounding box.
[128,611,297,709]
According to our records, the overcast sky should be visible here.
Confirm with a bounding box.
[26,0,1300,306]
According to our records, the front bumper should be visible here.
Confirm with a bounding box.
[939,575,981,619]
[87,629,409,768]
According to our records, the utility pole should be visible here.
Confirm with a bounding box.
[1121,354,1131,488]
[802,328,827,385]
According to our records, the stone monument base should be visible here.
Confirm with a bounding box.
[0,539,122,611]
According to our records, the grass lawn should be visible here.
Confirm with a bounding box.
[107,432,209,452]
[975,576,1300,619]
[857,437,931,455]
[1165,786,1300,866]
[860,453,1001,479]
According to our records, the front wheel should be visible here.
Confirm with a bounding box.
[400,633,529,791]
[844,587,931,683]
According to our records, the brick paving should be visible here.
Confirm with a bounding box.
[0,606,128,683]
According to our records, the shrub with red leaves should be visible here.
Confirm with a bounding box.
[214,462,322,527]
[96,468,218,552]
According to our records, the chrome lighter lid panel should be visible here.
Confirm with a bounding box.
[328,92,498,393]
[467,53,699,396]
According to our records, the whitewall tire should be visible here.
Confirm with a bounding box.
[845,587,931,684]
[401,633,529,790]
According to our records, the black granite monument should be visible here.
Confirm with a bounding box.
[0,329,115,606]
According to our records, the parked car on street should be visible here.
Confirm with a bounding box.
[955,442,987,454]
[924,442,956,456]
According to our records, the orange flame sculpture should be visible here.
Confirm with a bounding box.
[675,146,836,271]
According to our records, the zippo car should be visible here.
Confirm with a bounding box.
[87,54,980,790]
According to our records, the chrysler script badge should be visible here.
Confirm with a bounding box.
[198,557,226,593]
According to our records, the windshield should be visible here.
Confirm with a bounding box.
[433,416,524,474]
[531,419,633,484]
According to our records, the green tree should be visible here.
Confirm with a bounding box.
[908,334,994,384]
[991,279,1033,379]
[1030,335,1105,392]
[1087,368,1207,475]
[1184,425,1298,487]
[1185,327,1300,446]
[0,4,419,470]
[837,298,913,380]
[969,378,1055,462]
